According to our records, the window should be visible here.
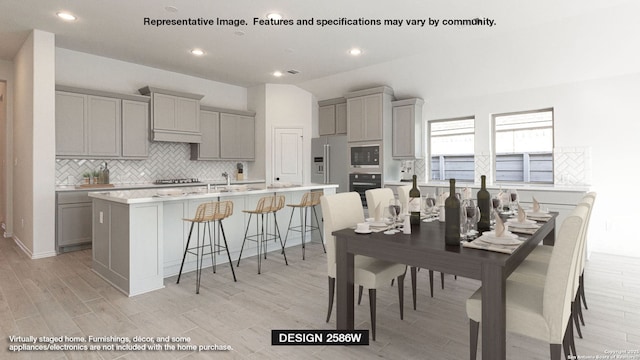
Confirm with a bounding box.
[493,108,554,183]
[429,117,475,182]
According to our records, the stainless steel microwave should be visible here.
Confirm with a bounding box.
[349,144,380,169]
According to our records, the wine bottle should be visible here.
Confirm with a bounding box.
[477,175,491,232]
[409,175,421,225]
[444,178,461,245]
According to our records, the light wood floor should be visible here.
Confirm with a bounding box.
[1,237,639,360]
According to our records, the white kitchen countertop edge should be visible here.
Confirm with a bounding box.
[88,184,339,204]
[56,179,266,192]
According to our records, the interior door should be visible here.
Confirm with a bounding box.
[273,128,303,184]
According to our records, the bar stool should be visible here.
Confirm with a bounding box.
[283,191,326,260]
[236,195,288,274]
[176,200,236,294]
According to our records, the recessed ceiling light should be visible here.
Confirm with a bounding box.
[349,48,362,56]
[164,6,178,13]
[266,12,283,20]
[56,12,77,21]
[272,71,283,77]
[190,48,205,56]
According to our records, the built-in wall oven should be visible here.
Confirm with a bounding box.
[349,173,382,207]
[349,143,381,172]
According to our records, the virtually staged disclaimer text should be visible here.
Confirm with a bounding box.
[142,17,496,28]
[7,335,232,353]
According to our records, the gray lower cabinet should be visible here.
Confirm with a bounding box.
[56,192,92,251]
[220,112,255,160]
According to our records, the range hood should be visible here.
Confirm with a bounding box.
[139,86,205,143]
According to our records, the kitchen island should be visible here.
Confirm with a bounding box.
[89,184,337,296]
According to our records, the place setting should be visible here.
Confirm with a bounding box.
[525,197,553,222]
[462,210,525,254]
[357,199,404,234]
[506,204,542,235]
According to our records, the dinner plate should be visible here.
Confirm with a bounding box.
[527,209,549,214]
[355,229,373,234]
[507,218,537,225]
[365,219,389,228]
[506,221,539,229]
[483,230,518,239]
[477,234,521,246]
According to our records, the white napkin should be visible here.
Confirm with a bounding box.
[494,210,506,237]
[532,197,540,212]
[374,202,383,222]
[517,204,527,223]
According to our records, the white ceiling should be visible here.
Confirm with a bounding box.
[0,0,632,87]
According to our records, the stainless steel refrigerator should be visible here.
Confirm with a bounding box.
[311,135,348,193]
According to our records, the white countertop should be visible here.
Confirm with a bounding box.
[56,179,266,192]
[88,183,338,204]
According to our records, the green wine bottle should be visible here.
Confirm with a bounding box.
[409,175,421,225]
[445,178,461,245]
[477,175,491,232]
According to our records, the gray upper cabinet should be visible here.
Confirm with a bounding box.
[392,98,424,159]
[139,86,204,143]
[122,100,150,158]
[345,86,393,142]
[87,96,121,157]
[220,112,255,160]
[55,85,150,159]
[190,109,220,160]
[335,103,347,134]
[56,91,87,156]
[318,97,347,136]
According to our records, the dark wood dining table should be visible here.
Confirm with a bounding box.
[333,213,557,360]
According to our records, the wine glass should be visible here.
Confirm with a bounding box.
[422,193,436,219]
[388,198,401,228]
[459,202,468,240]
[509,189,519,214]
[491,195,502,224]
[463,200,478,238]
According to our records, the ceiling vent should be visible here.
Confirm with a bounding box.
[286,69,300,75]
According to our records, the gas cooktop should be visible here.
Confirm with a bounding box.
[154,178,201,185]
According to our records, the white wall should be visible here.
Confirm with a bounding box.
[298,2,640,257]
[263,84,313,184]
[0,60,13,238]
[12,30,56,258]
[56,48,247,110]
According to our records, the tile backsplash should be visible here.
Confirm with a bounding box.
[56,142,247,185]
[554,146,592,185]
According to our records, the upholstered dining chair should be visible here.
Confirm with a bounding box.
[365,188,419,309]
[466,204,589,360]
[321,192,407,341]
[509,194,596,339]
[397,185,449,292]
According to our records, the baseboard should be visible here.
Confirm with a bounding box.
[13,235,58,259]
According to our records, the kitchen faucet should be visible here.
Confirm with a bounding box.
[222,172,230,186]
